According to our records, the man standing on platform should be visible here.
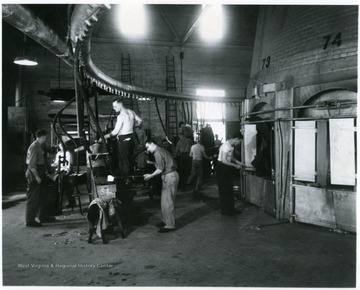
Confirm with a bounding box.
[104,98,142,178]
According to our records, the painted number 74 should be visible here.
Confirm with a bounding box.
[323,33,342,50]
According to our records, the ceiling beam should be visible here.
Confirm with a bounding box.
[180,5,209,45]
[157,6,180,42]
[92,36,254,51]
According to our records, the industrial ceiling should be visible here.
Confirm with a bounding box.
[22,4,259,48]
[3,4,259,103]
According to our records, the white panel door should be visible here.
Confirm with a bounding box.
[329,118,356,186]
[294,121,316,182]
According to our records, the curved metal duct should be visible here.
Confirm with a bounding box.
[69,4,105,48]
[2,4,74,66]
[70,4,241,104]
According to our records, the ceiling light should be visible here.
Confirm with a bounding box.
[14,35,38,66]
[14,56,38,66]
[119,3,145,37]
[48,88,75,103]
[199,4,223,41]
[51,96,66,103]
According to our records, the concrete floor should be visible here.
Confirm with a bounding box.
[2,179,356,287]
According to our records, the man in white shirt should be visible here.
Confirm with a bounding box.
[50,142,76,209]
[52,143,72,173]
[217,132,244,216]
[104,98,142,177]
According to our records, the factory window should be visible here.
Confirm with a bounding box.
[199,4,223,41]
[196,89,226,141]
[196,89,225,120]
[118,3,145,36]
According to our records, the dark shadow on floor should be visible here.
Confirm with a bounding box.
[2,200,25,209]
[174,196,221,229]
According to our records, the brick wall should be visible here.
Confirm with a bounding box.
[247,5,358,96]
[92,42,251,99]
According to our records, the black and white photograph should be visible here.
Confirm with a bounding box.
[1,1,358,287]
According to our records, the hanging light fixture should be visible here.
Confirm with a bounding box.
[51,92,65,103]
[14,35,38,66]
[50,58,72,103]
[51,58,64,102]
[14,55,38,66]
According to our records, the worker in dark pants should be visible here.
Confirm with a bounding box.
[187,139,211,198]
[25,129,55,227]
[216,132,244,216]
[104,98,142,225]
[104,98,142,178]
[175,133,192,191]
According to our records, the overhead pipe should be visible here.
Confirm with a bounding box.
[2,4,74,66]
[239,101,358,119]
[69,4,104,51]
[242,115,357,125]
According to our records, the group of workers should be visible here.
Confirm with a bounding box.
[25,131,79,227]
[25,97,244,233]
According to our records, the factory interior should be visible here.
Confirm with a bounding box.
[1,3,358,288]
